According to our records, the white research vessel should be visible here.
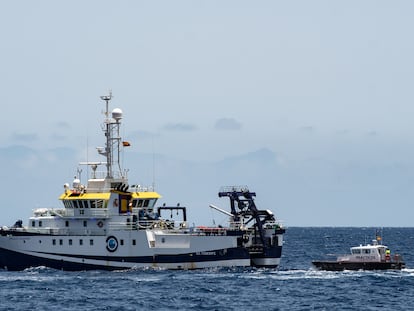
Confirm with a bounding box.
[0,93,285,271]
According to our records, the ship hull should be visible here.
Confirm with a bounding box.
[0,231,286,271]
[312,260,405,271]
[0,230,254,271]
[250,246,283,268]
[0,246,251,271]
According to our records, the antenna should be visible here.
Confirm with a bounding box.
[86,134,89,181]
[100,91,113,118]
[152,135,155,191]
[100,91,113,178]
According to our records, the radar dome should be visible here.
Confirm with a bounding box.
[112,108,123,121]
[72,178,81,189]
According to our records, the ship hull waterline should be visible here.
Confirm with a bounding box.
[0,245,252,271]
[312,261,405,271]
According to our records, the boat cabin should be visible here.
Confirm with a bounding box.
[338,240,390,263]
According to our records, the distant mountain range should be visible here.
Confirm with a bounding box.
[0,145,282,227]
[2,144,413,226]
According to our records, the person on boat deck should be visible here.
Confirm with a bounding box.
[385,249,391,261]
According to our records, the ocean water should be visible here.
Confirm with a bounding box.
[1,227,413,310]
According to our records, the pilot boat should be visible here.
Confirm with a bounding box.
[0,93,285,271]
[312,236,405,271]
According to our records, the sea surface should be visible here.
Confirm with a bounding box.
[1,227,413,310]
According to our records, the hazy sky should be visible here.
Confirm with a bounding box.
[1,1,414,227]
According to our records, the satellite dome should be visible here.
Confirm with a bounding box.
[112,108,123,121]
[72,178,81,189]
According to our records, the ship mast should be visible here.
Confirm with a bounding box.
[100,92,123,179]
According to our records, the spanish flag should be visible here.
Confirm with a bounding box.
[122,141,131,147]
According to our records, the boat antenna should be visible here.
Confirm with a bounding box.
[100,91,113,178]
[86,134,89,180]
[152,135,156,190]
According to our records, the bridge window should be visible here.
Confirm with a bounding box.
[79,239,83,246]
[131,199,159,208]
[90,199,104,208]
